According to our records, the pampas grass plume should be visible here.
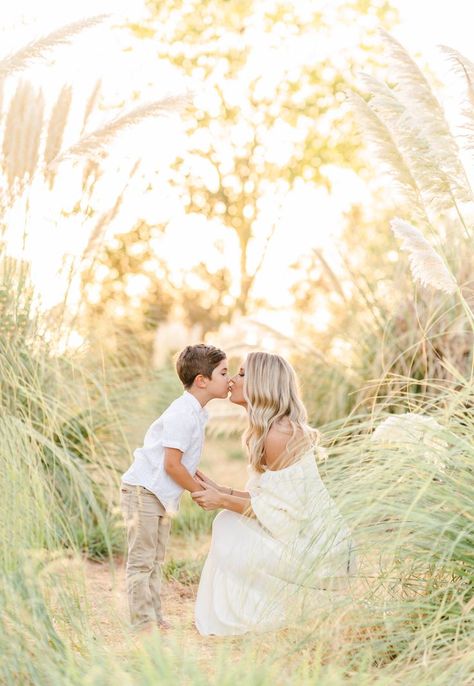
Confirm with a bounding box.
[371,412,448,469]
[0,16,107,78]
[44,85,73,166]
[82,80,102,134]
[390,218,458,294]
[50,93,191,166]
[2,81,44,189]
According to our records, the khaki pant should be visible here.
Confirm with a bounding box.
[120,484,171,628]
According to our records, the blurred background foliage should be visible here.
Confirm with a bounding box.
[80,0,398,353]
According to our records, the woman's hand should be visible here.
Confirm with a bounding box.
[195,470,221,491]
[191,487,223,511]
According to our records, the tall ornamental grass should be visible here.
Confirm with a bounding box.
[2,386,473,684]
[294,32,474,424]
[1,258,124,561]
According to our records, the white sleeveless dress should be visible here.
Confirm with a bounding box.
[194,450,355,636]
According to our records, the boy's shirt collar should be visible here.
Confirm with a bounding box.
[183,390,209,421]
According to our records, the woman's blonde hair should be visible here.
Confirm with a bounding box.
[243,352,319,472]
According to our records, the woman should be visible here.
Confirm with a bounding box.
[192,352,355,636]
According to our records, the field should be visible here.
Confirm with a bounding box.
[1,7,474,684]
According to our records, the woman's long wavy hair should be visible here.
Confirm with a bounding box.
[243,352,319,472]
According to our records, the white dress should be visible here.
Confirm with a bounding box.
[195,450,355,636]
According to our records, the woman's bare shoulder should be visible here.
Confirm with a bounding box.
[264,422,295,470]
[272,417,293,434]
[264,420,314,471]
[265,426,290,449]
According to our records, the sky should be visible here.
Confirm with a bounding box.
[1,0,473,333]
[393,0,474,60]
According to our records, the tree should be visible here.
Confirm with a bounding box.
[81,219,234,351]
[101,0,397,321]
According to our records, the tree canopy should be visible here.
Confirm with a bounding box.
[84,0,397,338]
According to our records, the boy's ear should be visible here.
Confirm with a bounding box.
[194,374,208,389]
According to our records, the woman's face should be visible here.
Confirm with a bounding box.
[229,360,246,407]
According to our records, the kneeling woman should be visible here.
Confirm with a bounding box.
[192,351,355,636]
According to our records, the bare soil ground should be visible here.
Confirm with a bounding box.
[81,546,249,677]
[83,556,197,645]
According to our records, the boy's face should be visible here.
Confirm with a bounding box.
[205,358,230,399]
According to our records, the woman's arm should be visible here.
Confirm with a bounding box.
[195,470,249,498]
[221,487,250,498]
[191,488,253,516]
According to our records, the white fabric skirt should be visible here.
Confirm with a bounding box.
[194,510,352,636]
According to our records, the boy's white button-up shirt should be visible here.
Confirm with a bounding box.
[122,391,208,513]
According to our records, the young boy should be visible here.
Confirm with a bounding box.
[120,343,229,631]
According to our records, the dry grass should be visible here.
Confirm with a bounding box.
[0,16,107,78]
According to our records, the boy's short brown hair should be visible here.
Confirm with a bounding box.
[176,344,226,389]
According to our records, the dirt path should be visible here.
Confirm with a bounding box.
[83,556,200,645]
[81,551,250,679]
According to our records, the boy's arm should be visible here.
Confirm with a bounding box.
[164,447,201,493]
